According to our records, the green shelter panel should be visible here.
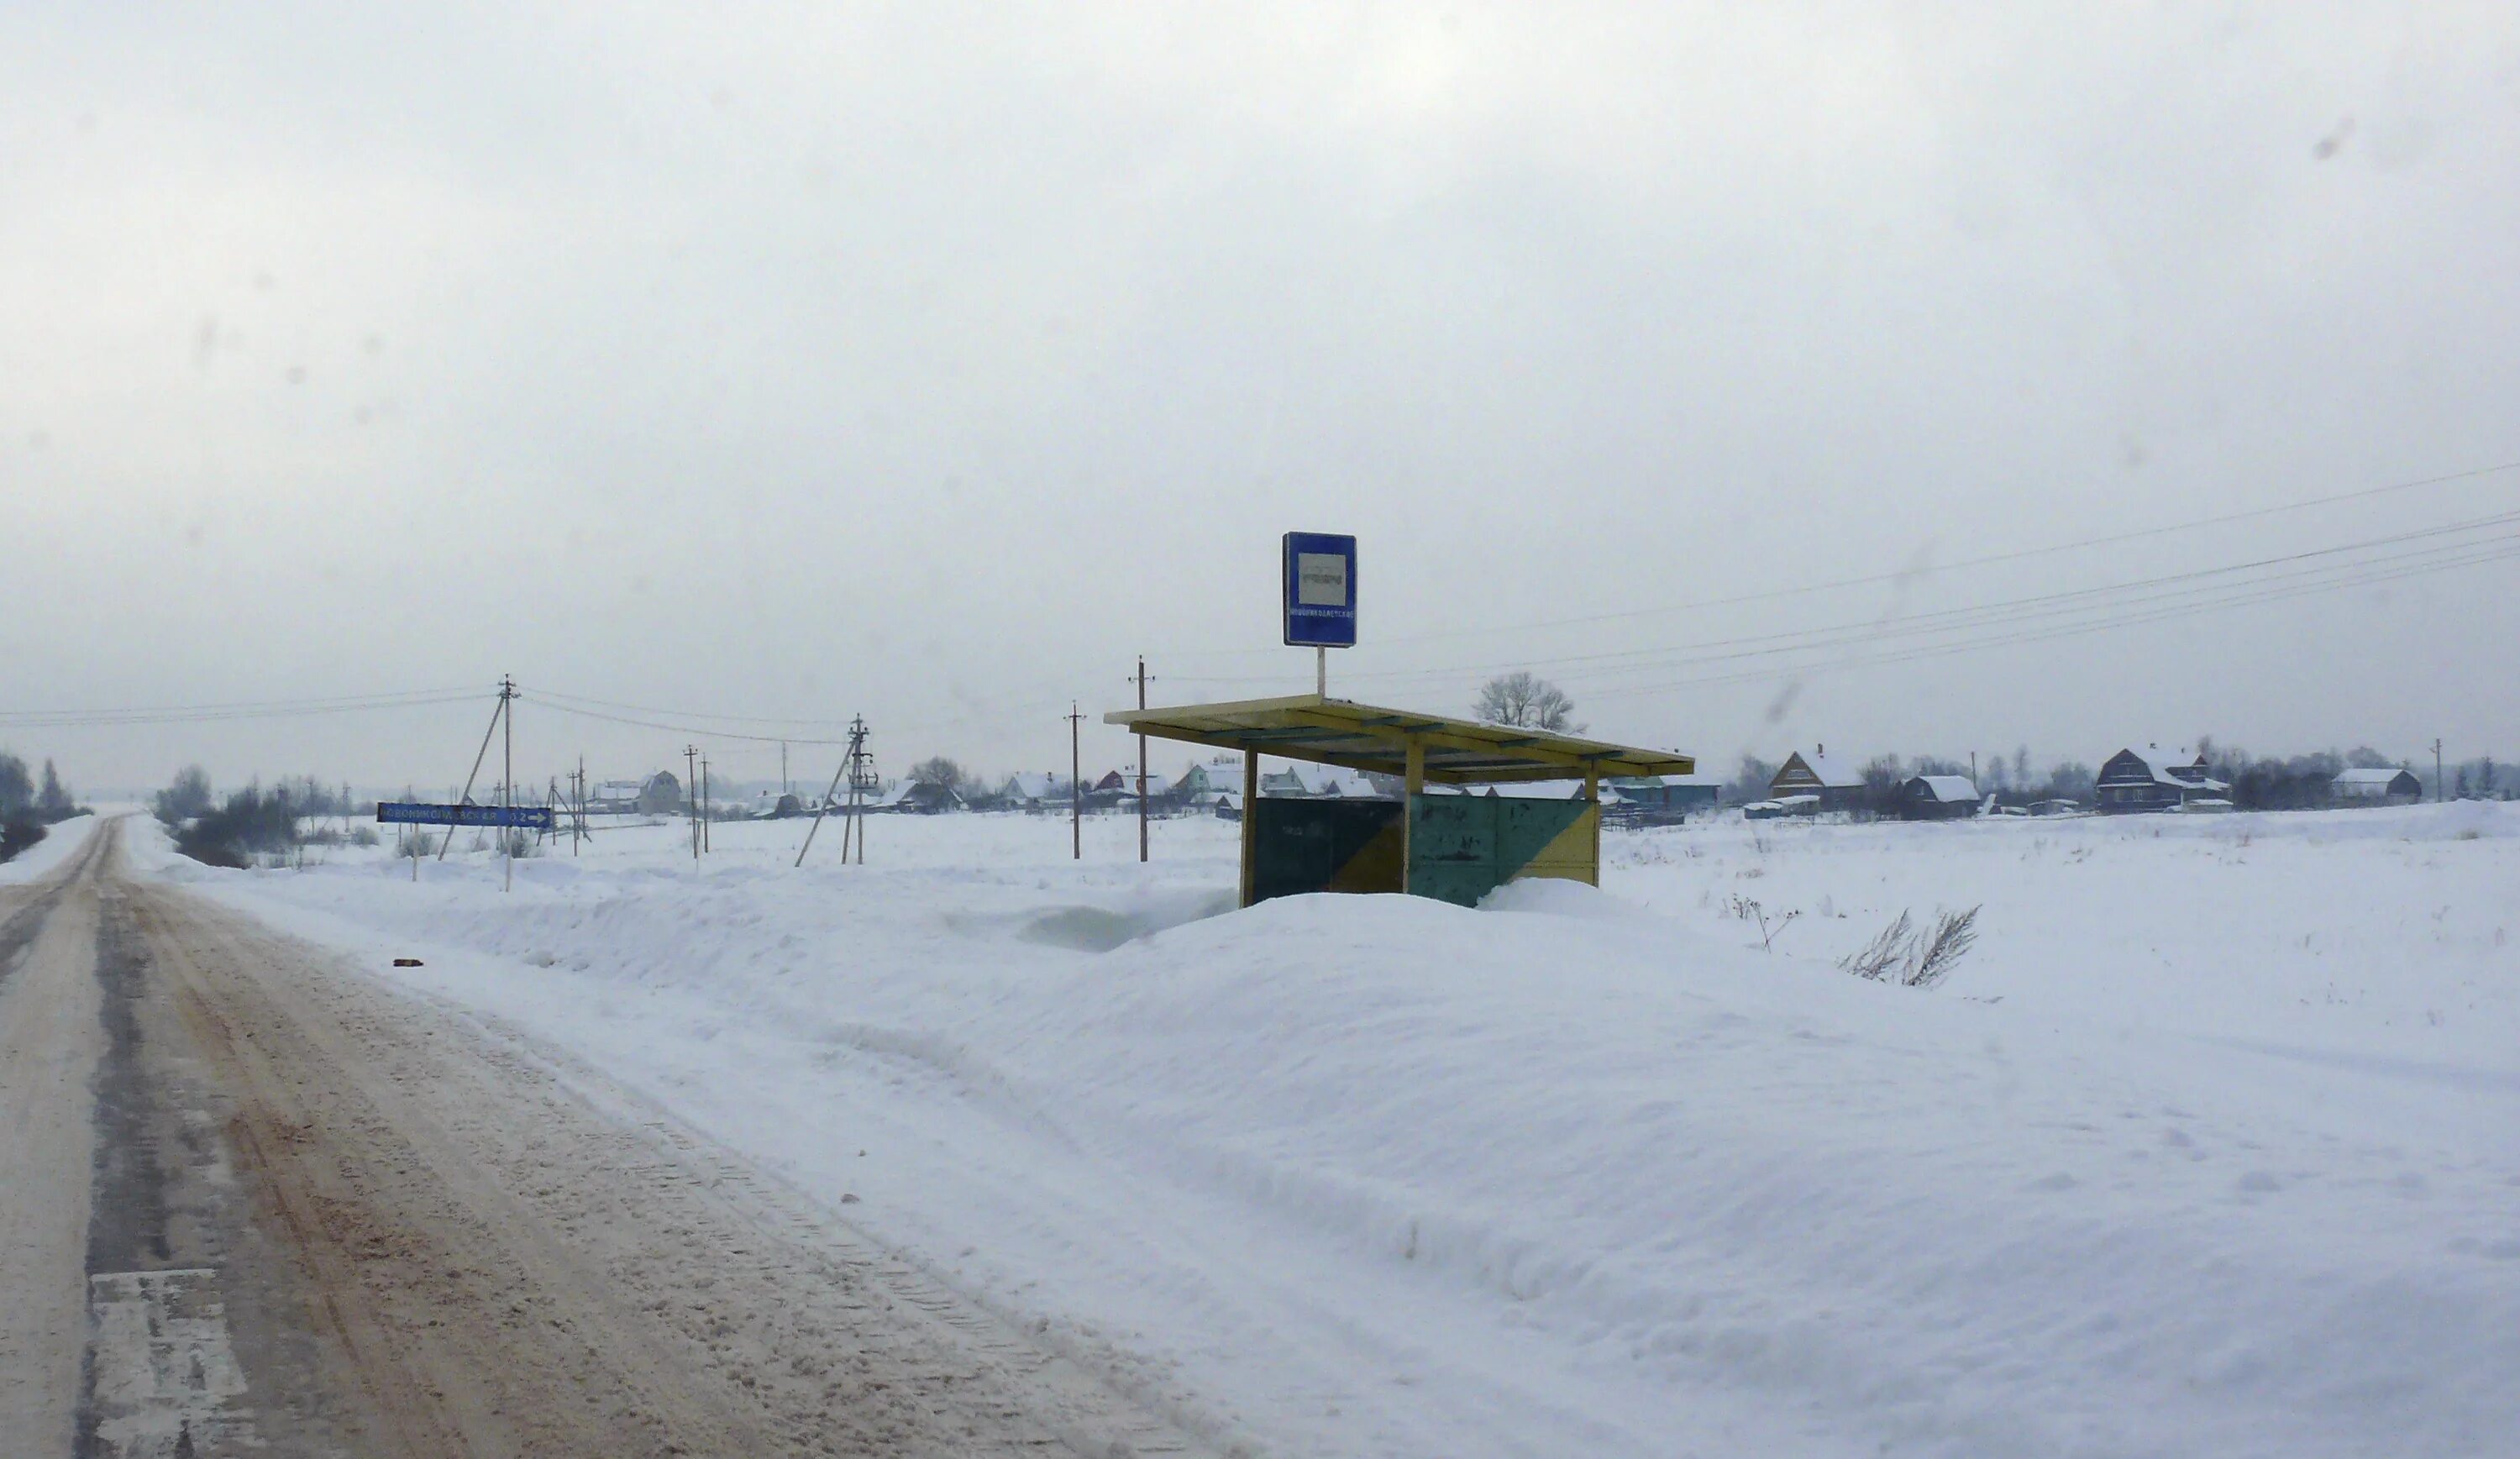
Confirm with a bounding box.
[1246,798,1406,905]
[1405,794,1599,907]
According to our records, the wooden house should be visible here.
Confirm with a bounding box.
[589,771,681,816]
[1900,774,1982,821]
[998,772,1075,812]
[2329,767,2423,806]
[1769,748,1866,813]
[2093,747,2228,813]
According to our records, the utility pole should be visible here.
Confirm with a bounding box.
[501,674,516,893]
[1132,655,1153,863]
[2434,737,2445,803]
[701,756,711,853]
[685,745,700,861]
[850,717,873,863]
[438,685,507,861]
[1067,701,1084,860]
[795,716,872,869]
[781,741,790,797]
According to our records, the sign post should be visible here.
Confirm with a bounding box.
[1282,532,1357,697]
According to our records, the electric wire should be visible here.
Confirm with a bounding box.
[1578,533,2520,701]
[1157,506,2520,693]
[1152,456,2520,662]
[1340,512,2520,691]
[0,688,482,729]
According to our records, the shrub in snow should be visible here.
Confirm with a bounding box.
[1838,905,1981,988]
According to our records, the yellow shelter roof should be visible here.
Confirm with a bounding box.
[1104,694,1694,785]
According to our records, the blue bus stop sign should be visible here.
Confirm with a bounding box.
[376,801,555,831]
[1282,532,1357,648]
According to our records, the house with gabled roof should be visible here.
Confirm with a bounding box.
[1769,747,1866,813]
[589,771,680,816]
[1900,774,1982,821]
[2329,767,2422,806]
[998,771,1075,811]
[1175,760,1243,802]
[2093,746,2229,813]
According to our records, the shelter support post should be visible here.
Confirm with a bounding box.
[1240,750,1259,908]
[1584,764,1601,886]
[1402,737,1425,888]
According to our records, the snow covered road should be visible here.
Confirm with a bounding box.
[154,804,2520,1457]
[2,818,1224,1457]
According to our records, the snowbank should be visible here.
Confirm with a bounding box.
[149,806,2520,1457]
[0,813,96,884]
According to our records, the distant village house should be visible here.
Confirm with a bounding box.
[1900,774,1982,821]
[2328,767,2423,806]
[589,770,682,816]
[1769,748,1866,813]
[2093,747,2229,813]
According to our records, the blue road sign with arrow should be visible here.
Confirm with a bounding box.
[376,802,554,831]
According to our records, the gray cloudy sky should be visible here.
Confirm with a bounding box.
[4,2,2517,793]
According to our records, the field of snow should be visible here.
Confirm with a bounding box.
[138,802,2520,1458]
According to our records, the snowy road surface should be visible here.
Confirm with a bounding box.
[147,802,2520,1458]
[0,818,1222,1457]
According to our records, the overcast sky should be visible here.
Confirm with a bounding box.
[4,2,2517,794]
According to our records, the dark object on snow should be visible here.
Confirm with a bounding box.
[392,958,423,968]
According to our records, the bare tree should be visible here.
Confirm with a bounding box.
[1726,754,1777,803]
[1473,672,1582,733]
[906,756,965,790]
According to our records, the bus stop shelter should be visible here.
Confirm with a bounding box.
[1105,694,1695,908]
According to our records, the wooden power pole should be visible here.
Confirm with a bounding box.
[1132,656,1152,863]
[507,670,522,892]
[1067,701,1084,861]
[685,745,700,861]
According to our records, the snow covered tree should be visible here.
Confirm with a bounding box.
[155,764,215,825]
[35,760,72,821]
[0,753,31,816]
[1473,673,1581,733]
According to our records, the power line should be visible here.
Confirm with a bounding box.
[1160,506,2520,695]
[0,688,480,728]
[526,687,867,729]
[517,695,859,746]
[1577,533,2520,702]
[1340,509,2520,690]
[1153,456,2520,661]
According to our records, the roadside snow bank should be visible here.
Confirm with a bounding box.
[0,813,96,882]
[150,811,2520,1458]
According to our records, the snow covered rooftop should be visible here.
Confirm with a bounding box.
[1782,751,1865,789]
[2116,748,2229,793]
[1911,775,1981,803]
[2333,768,2412,785]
